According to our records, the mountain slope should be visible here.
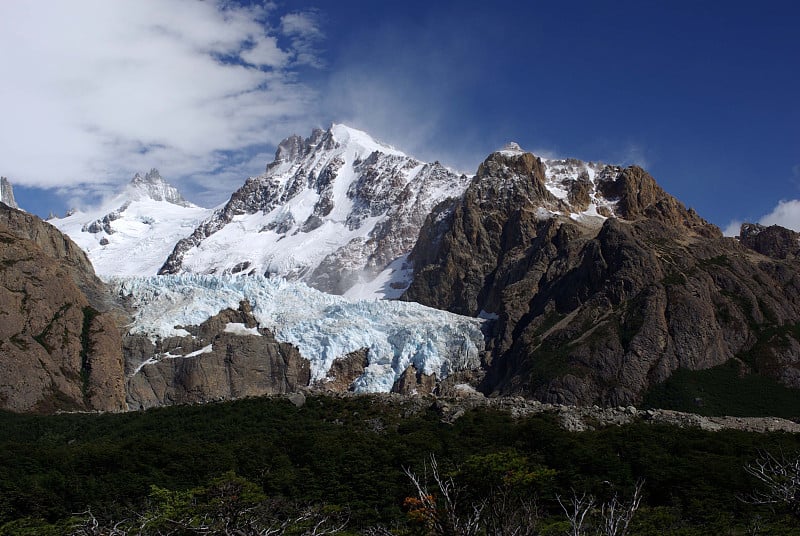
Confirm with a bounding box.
[403,147,800,406]
[0,204,126,412]
[52,169,213,277]
[159,125,472,298]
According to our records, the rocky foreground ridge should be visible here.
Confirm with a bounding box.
[0,204,126,412]
[268,390,800,434]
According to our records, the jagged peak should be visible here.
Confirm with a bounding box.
[127,169,193,207]
[134,168,164,183]
[0,176,19,209]
[267,124,409,173]
[498,141,525,155]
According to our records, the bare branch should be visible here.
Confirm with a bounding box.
[598,479,644,536]
[557,490,595,536]
[742,449,800,518]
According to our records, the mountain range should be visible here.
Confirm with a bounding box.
[2,124,800,413]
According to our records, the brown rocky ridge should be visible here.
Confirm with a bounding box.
[403,148,800,407]
[5,141,800,422]
[0,204,126,412]
[738,222,800,260]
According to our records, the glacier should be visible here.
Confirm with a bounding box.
[114,274,487,392]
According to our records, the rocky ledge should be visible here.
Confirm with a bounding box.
[282,391,800,434]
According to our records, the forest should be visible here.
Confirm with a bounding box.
[1,394,799,535]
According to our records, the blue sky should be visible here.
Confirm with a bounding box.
[2,1,798,234]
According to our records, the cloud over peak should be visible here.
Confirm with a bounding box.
[0,0,323,198]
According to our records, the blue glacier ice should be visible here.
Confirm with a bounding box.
[114,275,487,392]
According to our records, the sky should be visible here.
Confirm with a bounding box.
[1,0,798,235]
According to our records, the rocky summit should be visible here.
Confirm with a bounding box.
[159,125,471,298]
[404,147,800,406]
[0,177,18,209]
[51,169,212,277]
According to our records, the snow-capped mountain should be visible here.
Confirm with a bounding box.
[0,177,18,209]
[51,170,213,277]
[116,274,486,393]
[159,124,472,299]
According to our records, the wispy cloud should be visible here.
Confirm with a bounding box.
[611,142,650,170]
[0,0,323,202]
[318,9,497,174]
[280,10,324,67]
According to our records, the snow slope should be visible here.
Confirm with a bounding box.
[160,124,471,298]
[52,170,214,277]
[116,274,487,392]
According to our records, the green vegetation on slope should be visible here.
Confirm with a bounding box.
[0,395,799,534]
[643,360,800,418]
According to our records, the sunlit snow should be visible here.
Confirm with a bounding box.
[223,323,262,336]
[176,124,471,298]
[52,178,214,277]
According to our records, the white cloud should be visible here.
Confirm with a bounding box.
[241,36,289,67]
[280,11,324,67]
[722,198,800,237]
[758,200,800,231]
[0,0,322,200]
[722,219,743,237]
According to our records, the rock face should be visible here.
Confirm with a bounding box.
[404,149,800,406]
[0,204,126,412]
[739,222,800,260]
[159,124,471,297]
[125,301,311,409]
[0,177,18,209]
[319,348,369,392]
[391,365,436,396]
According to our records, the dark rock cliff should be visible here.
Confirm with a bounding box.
[403,150,800,406]
[739,222,800,260]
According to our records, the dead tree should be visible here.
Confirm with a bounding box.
[743,450,800,519]
[404,455,485,536]
[597,480,644,536]
[557,491,595,536]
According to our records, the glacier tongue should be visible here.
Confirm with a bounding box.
[115,274,487,392]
